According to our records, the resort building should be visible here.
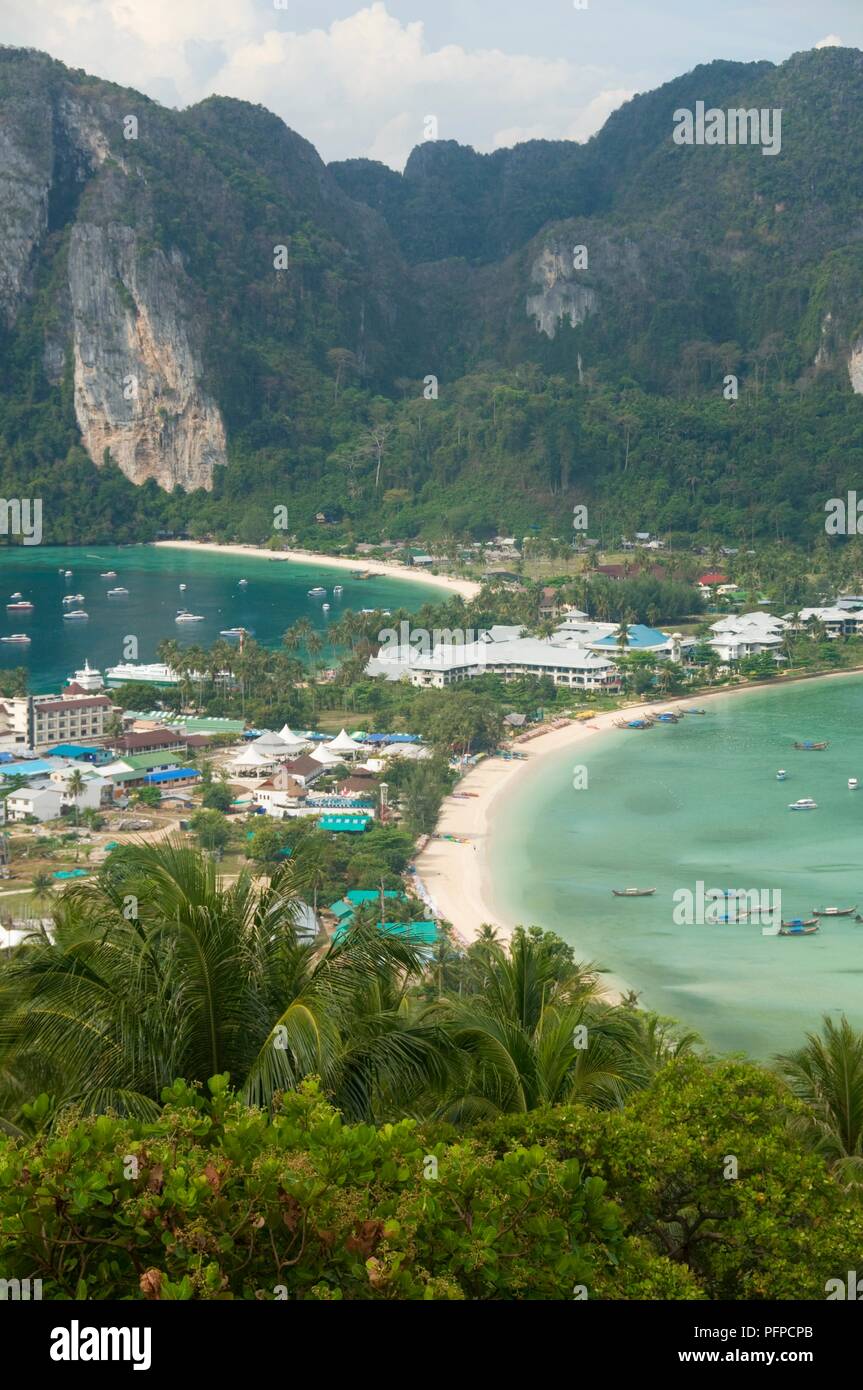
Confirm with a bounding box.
[797,606,863,637]
[367,632,621,691]
[708,612,787,663]
[0,693,113,752]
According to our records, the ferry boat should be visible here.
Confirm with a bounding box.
[1,633,31,644]
[788,798,817,810]
[105,661,180,688]
[611,887,657,897]
[813,905,858,917]
[63,610,89,621]
[67,660,104,692]
[175,610,205,623]
[107,587,129,596]
[100,571,117,578]
[776,770,787,781]
[6,600,33,611]
[308,587,327,597]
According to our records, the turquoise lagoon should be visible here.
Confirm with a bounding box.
[0,545,442,692]
[490,676,863,1057]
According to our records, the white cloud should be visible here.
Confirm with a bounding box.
[815,34,844,49]
[2,0,628,167]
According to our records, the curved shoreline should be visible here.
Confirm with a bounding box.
[415,669,863,998]
[152,540,482,602]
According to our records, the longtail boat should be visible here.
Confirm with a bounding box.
[813,905,858,917]
[793,740,829,751]
[779,923,820,936]
[612,887,656,898]
[782,918,818,929]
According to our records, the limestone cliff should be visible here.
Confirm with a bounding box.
[68,224,226,491]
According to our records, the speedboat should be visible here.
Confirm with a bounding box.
[1,633,31,644]
[175,611,204,623]
[63,610,89,621]
[333,585,344,595]
[100,571,117,578]
[62,593,85,603]
[788,798,817,810]
[9,592,21,600]
[308,587,327,597]
[6,600,33,611]
[322,603,330,612]
[107,587,129,596]
[220,627,252,638]
[239,579,248,587]
[776,770,787,781]
[849,778,859,790]
[179,583,187,591]
[64,570,73,577]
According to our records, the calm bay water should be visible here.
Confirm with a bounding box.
[0,546,441,692]
[490,677,863,1058]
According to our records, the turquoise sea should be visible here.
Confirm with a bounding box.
[0,546,442,692]
[490,676,863,1058]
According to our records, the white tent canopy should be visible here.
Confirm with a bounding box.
[278,725,308,746]
[253,731,287,750]
[231,746,276,771]
[328,728,364,754]
[310,745,345,767]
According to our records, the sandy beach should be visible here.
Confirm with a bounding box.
[414,671,863,990]
[152,540,481,602]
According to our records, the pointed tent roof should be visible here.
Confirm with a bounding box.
[310,744,346,766]
[278,725,305,744]
[328,728,364,753]
[253,731,287,750]
[231,746,276,769]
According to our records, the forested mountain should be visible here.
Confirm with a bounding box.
[1,43,863,545]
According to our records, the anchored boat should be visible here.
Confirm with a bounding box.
[776,769,787,781]
[788,798,818,810]
[779,923,820,936]
[813,905,857,917]
[611,887,657,898]
[793,740,829,751]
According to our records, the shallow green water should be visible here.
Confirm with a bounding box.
[0,546,441,692]
[490,677,863,1058]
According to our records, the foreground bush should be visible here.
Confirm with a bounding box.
[0,1076,696,1300]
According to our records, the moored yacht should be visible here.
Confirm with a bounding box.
[788,798,817,811]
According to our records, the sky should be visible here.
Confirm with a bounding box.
[2,0,862,169]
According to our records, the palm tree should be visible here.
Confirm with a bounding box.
[0,841,447,1122]
[776,1016,863,1184]
[65,769,86,830]
[438,928,651,1119]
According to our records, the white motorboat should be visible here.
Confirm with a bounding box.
[776,770,787,781]
[175,611,205,623]
[6,600,33,611]
[849,778,859,790]
[308,587,327,597]
[333,585,344,595]
[239,579,248,587]
[100,571,117,578]
[9,592,21,600]
[788,798,817,811]
[1,633,31,644]
[107,587,129,596]
[63,610,89,621]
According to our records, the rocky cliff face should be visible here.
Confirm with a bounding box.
[68,224,226,491]
[0,52,227,491]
